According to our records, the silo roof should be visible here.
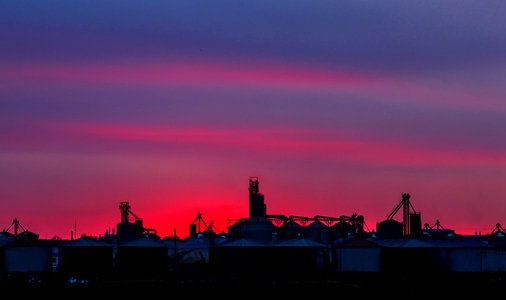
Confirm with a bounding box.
[338,238,381,248]
[215,238,265,247]
[272,237,327,247]
[120,237,166,247]
[63,237,112,247]
[426,238,493,248]
[376,238,434,248]
[0,235,14,246]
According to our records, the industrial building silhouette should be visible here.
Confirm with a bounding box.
[2,176,506,289]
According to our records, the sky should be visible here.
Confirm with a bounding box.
[1,0,506,240]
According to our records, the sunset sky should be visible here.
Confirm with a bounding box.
[1,1,505,240]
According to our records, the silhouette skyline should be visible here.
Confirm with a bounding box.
[0,177,495,240]
[1,1,505,240]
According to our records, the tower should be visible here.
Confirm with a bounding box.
[248,177,266,218]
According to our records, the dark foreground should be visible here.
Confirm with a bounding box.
[2,272,506,297]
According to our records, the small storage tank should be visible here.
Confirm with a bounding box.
[241,217,272,244]
[332,221,353,238]
[303,220,330,244]
[376,219,403,239]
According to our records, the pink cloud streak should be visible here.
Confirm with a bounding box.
[37,121,506,168]
[2,60,504,112]
[2,61,378,90]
